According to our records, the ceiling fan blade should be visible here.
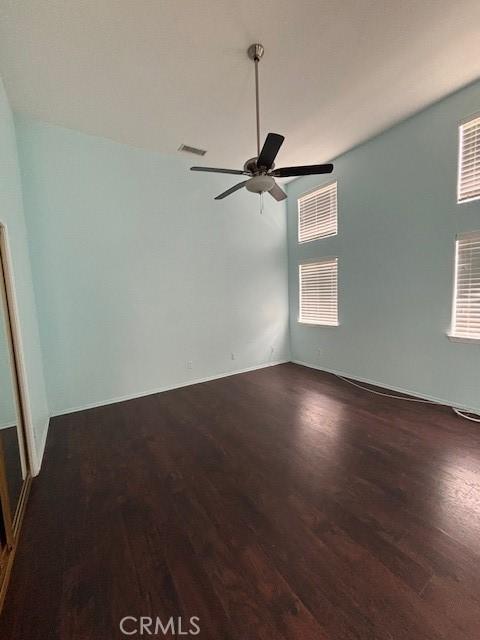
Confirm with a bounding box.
[272,163,334,178]
[269,183,287,201]
[257,133,285,170]
[214,181,248,200]
[191,166,248,175]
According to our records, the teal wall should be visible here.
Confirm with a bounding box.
[9,77,480,430]
[0,79,49,468]
[15,116,290,415]
[287,80,480,412]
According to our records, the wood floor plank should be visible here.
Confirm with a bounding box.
[1,363,479,639]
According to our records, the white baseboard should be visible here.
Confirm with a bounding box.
[52,359,290,418]
[292,359,480,415]
[0,422,16,430]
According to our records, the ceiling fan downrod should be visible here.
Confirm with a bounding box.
[247,43,265,157]
[189,43,334,202]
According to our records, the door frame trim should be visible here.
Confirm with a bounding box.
[0,223,36,474]
[0,221,34,612]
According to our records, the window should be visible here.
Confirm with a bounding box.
[451,231,480,341]
[298,182,337,243]
[299,259,338,326]
[458,115,480,203]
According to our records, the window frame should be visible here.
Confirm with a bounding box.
[297,180,338,244]
[448,230,480,344]
[298,256,339,327]
[457,113,480,205]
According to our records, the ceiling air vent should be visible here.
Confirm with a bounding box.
[178,144,206,156]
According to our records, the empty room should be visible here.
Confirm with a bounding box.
[0,1,480,638]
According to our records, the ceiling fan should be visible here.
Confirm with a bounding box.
[190,43,334,202]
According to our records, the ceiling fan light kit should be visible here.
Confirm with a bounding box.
[246,175,275,194]
[190,44,334,203]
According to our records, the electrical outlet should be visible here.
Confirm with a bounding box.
[231,352,236,360]
[270,346,275,355]
[186,360,193,370]
[317,347,322,358]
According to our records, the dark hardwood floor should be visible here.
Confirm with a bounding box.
[1,362,480,639]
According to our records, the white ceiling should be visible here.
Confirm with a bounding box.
[1,0,480,170]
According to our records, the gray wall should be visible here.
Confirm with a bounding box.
[287,80,480,412]
[15,116,290,415]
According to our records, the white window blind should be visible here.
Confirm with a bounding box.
[458,115,480,203]
[298,182,337,243]
[451,231,480,340]
[299,259,338,325]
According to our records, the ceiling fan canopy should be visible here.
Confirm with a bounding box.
[190,44,334,202]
